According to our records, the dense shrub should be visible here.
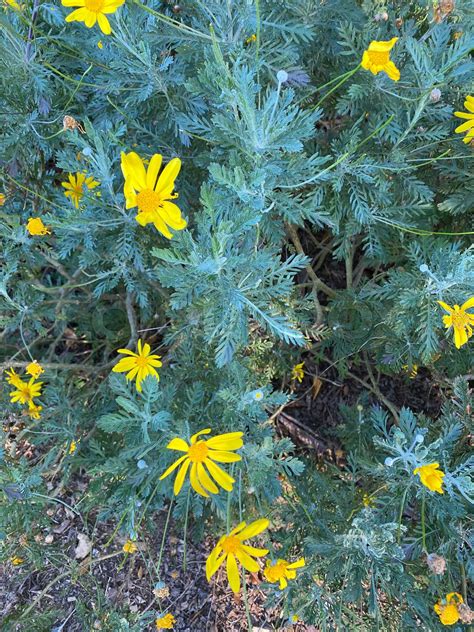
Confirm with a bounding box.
[1,0,473,629]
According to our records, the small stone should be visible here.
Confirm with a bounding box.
[44,534,54,544]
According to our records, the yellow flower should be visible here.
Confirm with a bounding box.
[69,440,78,454]
[254,390,264,401]
[155,614,175,630]
[438,297,474,349]
[62,0,124,35]
[362,493,375,507]
[11,556,24,565]
[245,33,257,44]
[26,217,51,236]
[454,95,474,144]
[120,151,187,239]
[26,360,44,379]
[24,403,43,420]
[206,518,269,593]
[159,429,243,497]
[122,539,138,554]
[9,377,42,407]
[97,39,103,48]
[62,172,100,208]
[413,463,445,494]
[264,557,305,590]
[291,362,304,383]
[0,192,6,205]
[3,0,22,10]
[5,368,24,389]
[434,592,464,626]
[112,339,162,393]
[402,364,418,379]
[361,38,400,81]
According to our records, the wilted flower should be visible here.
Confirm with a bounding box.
[62,0,124,35]
[438,297,474,349]
[63,115,85,133]
[26,360,44,379]
[434,592,463,626]
[245,33,256,44]
[454,95,474,144]
[153,583,170,599]
[361,38,400,81]
[206,518,269,593]
[26,217,51,236]
[62,172,100,208]
[159,429,243,497]
[112,339,162,393]
[426,553,446,575]
[121,151,187,239]
[413,463,445,494]
[122,539,138,554]
[458,603,474,624]
[0,192,6,205]
[155,613,175,630]
[264,557,305,589]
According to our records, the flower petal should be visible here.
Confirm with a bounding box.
[190,428,212,444]
[156,157,181,196]
[226,553,240,593]
[237,518,269,541]
[97,13,111,35]
[208,450,242,463]
[206,549,226,580]
[241,544,269,557]
[437,300,453,314]
[166,437,190,452]
[146,153,163,189]
[204,460,235,492]
[174,459,191,495]
[198,463,219,494]
[159,455,188,480]
[234,548,260,573]
[461,297,474,312]
[189,463,209,497]
[206,432,243,451]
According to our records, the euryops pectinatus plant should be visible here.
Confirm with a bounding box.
[0,0,473,629]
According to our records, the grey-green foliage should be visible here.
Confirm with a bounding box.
[0,0,473,628]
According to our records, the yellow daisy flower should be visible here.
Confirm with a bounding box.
[26,217,51,236]
[155,614,175,630]
[206,518,269,593]
[11,556,24,565]
[413,463,445,494]
[0,192,6,205]
[26,360,44,379]
[112,339,162,393]
[122,539,138,554]
[454,95,474,144]
[361,37,400,81]
[438,297,474,349]
[434,592,464,626]
[24,403,43,420]
[264,557,305,589]
[291,362,305,383]
[62,172,100,208]
[120,151,187,239]
[9,377,42,407]
[159,429,243,497]
[62,0,124,35]
[5,368,24,389]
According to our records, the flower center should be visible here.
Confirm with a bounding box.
[188,441,209,463]
[266,561,286,581]
[137,189,163,214]
[368,51,389,66]
[85,0,104,11]
[135,355,150,368]
[20,386,32,399]
[221,535,241,554]
[451,307,469,328]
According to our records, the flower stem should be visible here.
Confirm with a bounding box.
[421,494,427,552]
[157,498,174,577]
[311,64,361,110]
[182,487,191,571]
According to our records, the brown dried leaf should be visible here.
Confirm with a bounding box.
[311,377,322,399]
[74,532,92,560]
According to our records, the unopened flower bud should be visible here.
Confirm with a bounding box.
[430,88,441,102]
[277,70,289,83]
[384,457,394,467]
[419,264,429,273]
[415,434,424,443]
[395,17,403,28]
[426,553,446,575]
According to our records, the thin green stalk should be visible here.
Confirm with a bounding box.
[311,64,361,110]
[182,486,191,571]
[157,498,174,577]
[242,569,253,631]
[397,488,408,544]
[132,0,214,40]
[421,494,427,552]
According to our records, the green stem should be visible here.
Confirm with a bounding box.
[157,498,174,577]
[242,569,252,631]
[397,488,408,544]
[311,64,361,110]
[182,487,191,571]
[421,494,427,552]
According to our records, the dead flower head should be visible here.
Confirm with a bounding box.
[63,115,85,134]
